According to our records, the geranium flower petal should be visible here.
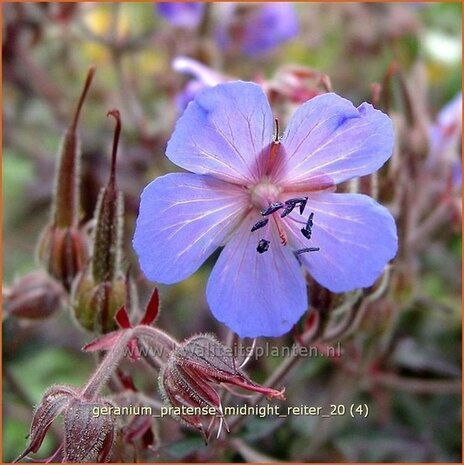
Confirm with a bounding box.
[133,173,248,284]
[206,214,308,337]
[166,82,274,184]
[272,93,394,188]
[286,193,397,292]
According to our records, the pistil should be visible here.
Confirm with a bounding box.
[266,118,281,175]
[273,215,288,246]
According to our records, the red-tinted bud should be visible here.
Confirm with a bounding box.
[176,335,285,398]
[37,66,95,289]
[53,66,95,228]
[37,225,89,292]
[64,398,115,462]
[5,270,64,319]
[14,385,79,462]
[160,357,222,442]
[264,65,327,107]
[15,385,116,463]
[122,415,155,450]
[159,334,284,442]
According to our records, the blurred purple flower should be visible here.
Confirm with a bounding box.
[428,92,462,187]
[172,57,328,115]
[156,2,204,28]
[133,82,397,337]
[217,3,298,56]
[172,56,224,113]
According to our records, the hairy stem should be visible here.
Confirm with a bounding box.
[82,329,135,399]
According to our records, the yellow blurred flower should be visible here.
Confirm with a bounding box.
[81,5,130,62]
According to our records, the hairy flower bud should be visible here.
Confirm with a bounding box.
[159,334,285,443]
[72,273,127,333]
[37,226,89,292]
[14,385,79,462]
[71,110,127,334]
[64,398,115,462]
[37,66,96,290]
[15,385,115,463]
[5,270,64,319]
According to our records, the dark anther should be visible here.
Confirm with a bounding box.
[251,218,269,232]
[297,197,308,215]
[257,239,270,254]
[280,197,308,217]
[300,212,314,239]
[301,229,311,239]
[295,247,320,254]
[306,211,314,228]
[261,202,284,216]
[280,204,294,218]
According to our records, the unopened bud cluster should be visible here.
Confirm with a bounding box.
[5,66,131,335]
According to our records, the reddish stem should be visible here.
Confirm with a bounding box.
[106,109,121,187]
[71,65,96,131]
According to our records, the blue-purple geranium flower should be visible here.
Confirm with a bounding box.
[133,82,397,338]
[216,3,298,56]
[156,2,204,29]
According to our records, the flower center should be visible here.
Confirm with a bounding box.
[249,179,282,210]
[246,155,320,255]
